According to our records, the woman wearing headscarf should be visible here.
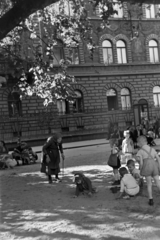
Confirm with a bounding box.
[41,132,65,183]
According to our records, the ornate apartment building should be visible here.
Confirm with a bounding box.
[0,1,160,142]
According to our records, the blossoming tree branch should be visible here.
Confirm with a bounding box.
[0,0,158,105]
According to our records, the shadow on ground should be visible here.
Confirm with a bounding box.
[1,162,160,240]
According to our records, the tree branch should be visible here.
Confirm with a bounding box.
[0,0,159,41]
[0,0,58,41]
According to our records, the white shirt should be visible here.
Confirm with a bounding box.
[120,174,139,193]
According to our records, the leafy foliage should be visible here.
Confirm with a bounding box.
[0,0,157,105]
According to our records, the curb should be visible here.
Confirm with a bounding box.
[35,141,108,154]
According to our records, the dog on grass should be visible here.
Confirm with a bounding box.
[73,172,97,197]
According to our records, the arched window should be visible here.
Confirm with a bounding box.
[121,88,131,110]
[57,99,69,115]
[149,40,159,63]
[102,40,113,65]
[8,91,22,118]
[116,40,127,64]
[106,88,118,111]
[73,90,84,113]
[153,86,160,107]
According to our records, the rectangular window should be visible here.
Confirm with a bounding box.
[97,0,123,18]
[122,48,127,63]
[117,48,127,64]
[121,96,126,109]
[53,47,64,65]
[117,48,122,63]
[57,100,66,115]
[69,47,79,64]
[146,4,155,18]
[107,96,118,110]
[149,48,154,62]
[103,48,113,64]
[51,0,74,16]
[111,0,123,18]
[126,96,131,109]
[158,94,160,106]
[154,48,159,62]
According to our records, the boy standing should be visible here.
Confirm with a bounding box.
[136,135,160,206]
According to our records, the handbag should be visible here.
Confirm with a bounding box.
[45,154,51,163]
[40,162,46,173]
[40,154,50,173]
[108,153,118,167]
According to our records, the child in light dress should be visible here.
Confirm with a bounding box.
[136,135,160,206]
[116,167,139,199]
[121,130,134,164]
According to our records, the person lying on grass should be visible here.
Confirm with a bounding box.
[116,167,139,199]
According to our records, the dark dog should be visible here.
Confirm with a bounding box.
[73,172,97,197]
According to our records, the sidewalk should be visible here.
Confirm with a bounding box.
[32,138,160,153]
[32,138,108,153]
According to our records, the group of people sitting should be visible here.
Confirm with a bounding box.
[0,139,38,169]
[109,129,160,206]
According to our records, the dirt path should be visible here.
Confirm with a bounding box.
[0,145,160,240]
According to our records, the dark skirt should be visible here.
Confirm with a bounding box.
[43,148,60,176]
[112,156,121,170]
[48,166,60,175]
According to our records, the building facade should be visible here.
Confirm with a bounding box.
[0,1,160,142]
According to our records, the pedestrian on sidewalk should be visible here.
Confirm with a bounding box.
[41,132,65,184]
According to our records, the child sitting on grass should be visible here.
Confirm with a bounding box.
[73,172,97,197]
[127,159,143,190]
[116,167,139,199]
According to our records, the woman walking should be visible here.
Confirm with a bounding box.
[41,132,65,183]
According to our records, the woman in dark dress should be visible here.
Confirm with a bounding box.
[42,132,65,183]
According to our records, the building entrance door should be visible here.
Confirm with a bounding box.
[133,99,149,126]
